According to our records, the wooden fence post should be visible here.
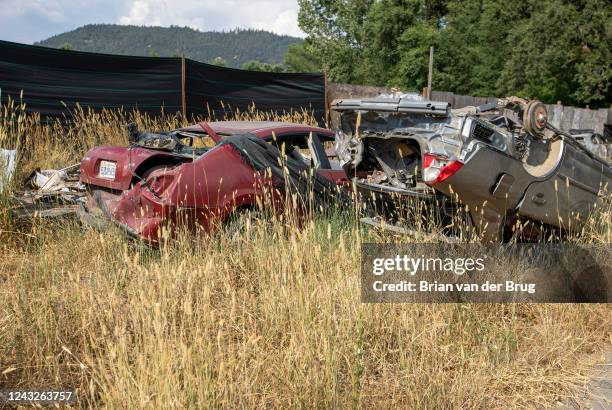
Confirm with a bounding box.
[181,56,187,126]
[426,46,434,100]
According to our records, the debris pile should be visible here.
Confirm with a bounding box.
[11,164,86,219]
[0,148,17,193]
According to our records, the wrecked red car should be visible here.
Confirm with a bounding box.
[79,121,349,241]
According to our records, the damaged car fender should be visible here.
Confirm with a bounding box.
[80,146,186,191]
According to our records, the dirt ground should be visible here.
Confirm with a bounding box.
[553,347,612,409]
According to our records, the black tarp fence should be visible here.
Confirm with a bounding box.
[184,58,325,120]
[0,40,325,122]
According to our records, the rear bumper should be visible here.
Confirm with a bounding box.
[78,200,140,239]
[79,187,165,241]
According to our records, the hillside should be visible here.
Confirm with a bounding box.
[35,24,302,68]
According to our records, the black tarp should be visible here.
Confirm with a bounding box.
[0,40,325,122]
[185,59,325,121]
[0,40,181,117]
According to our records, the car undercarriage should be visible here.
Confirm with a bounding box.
[332,94,611,241]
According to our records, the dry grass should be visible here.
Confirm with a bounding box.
[0,102,610,408]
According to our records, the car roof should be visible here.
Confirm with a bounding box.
[179,121,334,138]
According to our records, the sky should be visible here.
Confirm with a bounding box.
[0,0,305,44]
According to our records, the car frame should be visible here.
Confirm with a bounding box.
[79,121,349,241]
[332,94,611,241]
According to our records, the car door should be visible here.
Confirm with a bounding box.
[274,131,349,186]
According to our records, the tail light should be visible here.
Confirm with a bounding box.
[422,153,463,185]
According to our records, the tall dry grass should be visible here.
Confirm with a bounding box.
[0,102,610,408]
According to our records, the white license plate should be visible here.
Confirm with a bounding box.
[98,160,117,180]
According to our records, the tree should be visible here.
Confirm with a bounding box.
[297,0,374,83]
[297,0,445,85]
[211,57,227,67]
[571,0,611,106]
[360,0,446,87]
[284,41,322,72]
[296,0,611,107]
[498,0,610,106]
[241,60,285,72]
[434,0,527,96]
[60,43,74,51]
[388,22,440,92]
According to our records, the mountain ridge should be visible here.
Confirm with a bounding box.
[35,24,302,68]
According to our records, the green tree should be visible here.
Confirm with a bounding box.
[297,0,445,85]
[297,0,611,107]
[433,0,527,96]
[361,0,446,87]
[499,0,610,106]
[571,0,612,105]
[388,22,439,92]
[60,43,74,51]
[284,41,322,72]
[298,0,374,83]
[241,60,285,72]
[211,57,227,67]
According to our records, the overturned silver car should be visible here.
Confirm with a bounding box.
[333,94,611,241]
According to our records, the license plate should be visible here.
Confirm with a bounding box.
[98,160,117,180]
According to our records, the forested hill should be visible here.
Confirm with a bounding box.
[35,24,302,68]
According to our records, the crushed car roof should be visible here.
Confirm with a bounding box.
[179,121,333,137]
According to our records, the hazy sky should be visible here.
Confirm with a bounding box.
[0,0,305,44]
